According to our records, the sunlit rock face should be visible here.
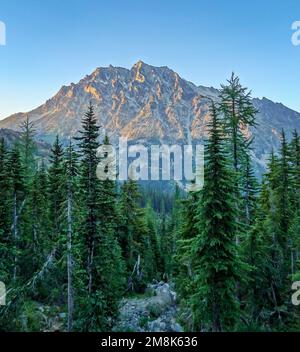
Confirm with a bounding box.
[1,61,300,173]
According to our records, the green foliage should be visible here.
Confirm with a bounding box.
[190,104,244,331]
[1,76,300,333]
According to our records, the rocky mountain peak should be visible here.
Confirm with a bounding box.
[0,62,299,173]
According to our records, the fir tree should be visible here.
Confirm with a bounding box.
[21,161,51,281]
[0,139,11,283]
[8,145,25,282]
[174,188,199,300]
[48,135,65,242]
[19,116,36,185]
[241,153,259,227]
[119,179,150,292]
[64,141,79,332]
[76,103,100,294]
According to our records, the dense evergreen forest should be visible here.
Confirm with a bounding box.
[1,74,300,332]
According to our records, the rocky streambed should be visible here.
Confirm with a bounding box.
[113,282,183,332]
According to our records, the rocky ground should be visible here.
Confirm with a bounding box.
[113,281,183,332]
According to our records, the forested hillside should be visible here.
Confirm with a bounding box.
[0,75,300,332]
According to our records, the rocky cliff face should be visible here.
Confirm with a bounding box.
[1,61,300,169]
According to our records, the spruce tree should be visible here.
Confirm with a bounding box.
[94,135,125,324]
[190,103,242,331]
[0,139,11,283]
[76,103,100,294]
[241,153,259,227]
[8,145,25,282]
[174,189,199,300]
[119,179,150,292]
[19,116,36,185]
[75,105,125,331]
[21,161,51,281]
[64,141,79,332]
[48,135,65,242]
[289,129,300,210]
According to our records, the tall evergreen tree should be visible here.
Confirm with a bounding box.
[75,105,125,331]
[219,73,257,174]
[48,135,65,242]
[219,74,258,244]
[119,179,151,291]
[241,153,259,227]
[0,139,11,283]
[76,103,100,294]
[8,145,25,282]
[21,161,51,281]
[19,116,36,185]
[64,141,79,332]
[190,103,243,331]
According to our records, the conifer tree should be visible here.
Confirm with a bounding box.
[190,103,242,331]
[21,161,51,280]
[76,103,100,294]
[0,139,11,282]
[241,153,259,227]
[64,141,79,332]
[48,135,65,242]
[243,178,273,325]
[8,145,25,282]
[94,135,125,323]
[19,116,36,185]
[219,74,258,244]
[219,73,257,174]
[75,105,125,331]
[174,189,199,299]
[289,129,300,210]
[276,131,292,250]
[119,179,150,291]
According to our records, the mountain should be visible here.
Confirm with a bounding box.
[1,61,300,171]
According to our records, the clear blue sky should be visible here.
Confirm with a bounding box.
[0,0,300,119]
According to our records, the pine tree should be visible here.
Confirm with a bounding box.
[143,202,161,280]
[257,141,293,326]
[119,179,150,292]
[21,161,51,281]
[76,103,100,294]
[48,135,65,242]
[174,188,199,300]
[8,145,25,282]
[163,184,181,276]
[289,129,300,210]
[64,141,79,332]
[219,73,257,174]
[241,153,259,227]
[94,135,125,323]
[0,139,11,283]
[190,103,242,331]
[75,105,125,331]
[243,179,273,325]
[19,116,36,185]
[289,130,300,280]
[219,74,258,244]
[276,131,292,250]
